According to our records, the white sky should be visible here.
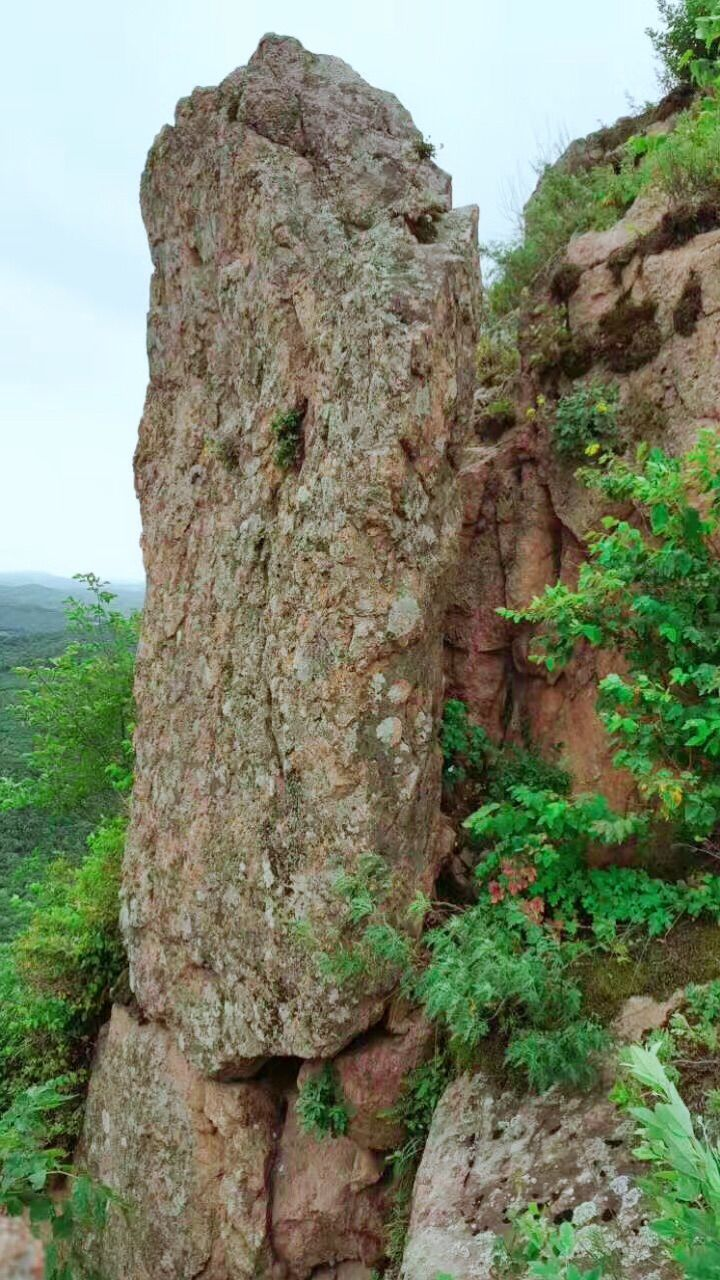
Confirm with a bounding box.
[1,0,661,581]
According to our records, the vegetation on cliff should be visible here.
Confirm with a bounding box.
[0,580,136,1273]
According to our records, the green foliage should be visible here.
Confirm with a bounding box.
[414,136,436,160]
[476,328,521,390]
[494,1203,612,1279]
[621,1042,720,1278]
[0,816,126,1125]
[387,1055,451,1179]
[441,699,492,785]
[551,384,619,461]
[624,92,720,202]
[296,1064,349,1139]
[271,408,304,468]
[308,853,418,988]
[484,161,641,320]
[502,433,720,838]
[486,9,720,321]
[647,0,718,88]
[441,699,569,798]
[0,1078,117,1279]
[466,784,720,944]
[0,575,137,816]
[416,897,610,1090]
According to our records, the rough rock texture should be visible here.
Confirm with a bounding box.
[447,179,720,806]
[122,32,480,1074]
[298,1008,434,1149]
[80,1006,279,1280]
[399,1072,674,1280]
[271,1100,388,1275]
[0,1218,43,1280]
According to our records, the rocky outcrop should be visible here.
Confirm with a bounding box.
[399,1071,674,1280]
[79,34,480,1277]
[80,1006,279,1279]
[122,32,480,1075]
[447,178,720,807]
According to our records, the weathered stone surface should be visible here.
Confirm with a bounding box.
[80,1006,278,1280]
[0,1217,43,1280]
[298,1009,434,1149]
[123,33,480,1073]
[449,167,720,811]
[399,1072,674,1280]
[271,1097,388,1277]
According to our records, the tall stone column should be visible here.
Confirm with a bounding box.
[121,34,480,1074]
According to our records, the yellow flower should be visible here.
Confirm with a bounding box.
[526,407,536,419]
[585,442,601,457]
[537,395,546,407]
[595,401,608,414]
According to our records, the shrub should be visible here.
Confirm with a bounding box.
[415,897,608,1089]
[0,575,137,816]
[502,433,720,838]
[551,383,619,460]
[476,328,521,390]
[296,1064,349,1139]
[0,1078,117,1280]
[621,1043,720,1277]
[440,699,492,786]
[0,816,126,1127]
[271,408,304,468]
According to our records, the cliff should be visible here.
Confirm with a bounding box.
[74,32,720,1280]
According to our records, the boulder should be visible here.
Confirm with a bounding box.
[399,1072,674,1280]
[122,33,480,1074]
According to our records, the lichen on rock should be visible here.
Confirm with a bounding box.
[122,32,480,1075]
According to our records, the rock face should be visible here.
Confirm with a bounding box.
[122,32,480,1074]
[448,171,720,807]
[0,1217,43,1280]
[399,1072,674,1280]
[80,1006,279,1279]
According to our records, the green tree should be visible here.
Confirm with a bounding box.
[0,574,138,817]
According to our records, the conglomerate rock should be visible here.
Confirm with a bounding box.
[122,32,480,1074]
[399,1071,675,1280]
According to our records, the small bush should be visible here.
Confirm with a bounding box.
[551,383,619,460]
[415,897,602,1088]
[271,408,304,468]
[441,699,492,786]
[296,1064,349,1139]
[477,328,521,390]
[0,816,126,1127]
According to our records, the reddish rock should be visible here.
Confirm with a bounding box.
[0,1217,43,1280]
[298,1011,435,1150]
[271,1099,387,1277]
[80,1006,279,1280]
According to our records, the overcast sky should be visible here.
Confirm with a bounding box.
[1,0,661,581]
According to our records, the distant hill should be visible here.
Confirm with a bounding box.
[0,573,144,636]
